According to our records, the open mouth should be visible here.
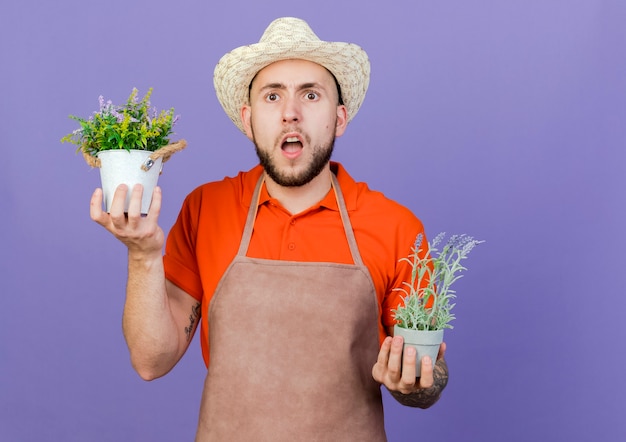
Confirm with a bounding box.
[281,136,303,157]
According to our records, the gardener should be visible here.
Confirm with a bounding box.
[90,17,448,440]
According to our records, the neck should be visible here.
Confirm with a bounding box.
[264,166,332,215]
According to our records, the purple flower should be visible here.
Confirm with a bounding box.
[413,233,424,250]
[460,237,481,255]
[111,109,125,123]
[431,232,446,247]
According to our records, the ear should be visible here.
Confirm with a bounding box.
[334,105,348,137]
[241,105,253,140]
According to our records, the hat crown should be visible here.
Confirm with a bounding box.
[259,17,321,44]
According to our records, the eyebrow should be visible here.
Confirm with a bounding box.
[258,82,325,92]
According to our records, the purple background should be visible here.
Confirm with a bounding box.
[2,1,625,441]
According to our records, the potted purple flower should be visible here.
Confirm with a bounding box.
[61,88,186,214]
[392,232,483,375]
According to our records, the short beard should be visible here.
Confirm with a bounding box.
[253,134,335,188]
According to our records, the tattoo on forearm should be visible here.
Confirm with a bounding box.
[390,358,449,409]
[184,302,201,341]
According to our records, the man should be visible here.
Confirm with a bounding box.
[91,17,448,441]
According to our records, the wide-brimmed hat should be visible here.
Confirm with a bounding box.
[213,17,370,133]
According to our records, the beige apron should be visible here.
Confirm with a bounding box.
[195,173,387,441]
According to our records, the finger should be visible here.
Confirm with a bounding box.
[90,188,105,223]
[372,336,392,381]
[418,356,434,389]
[110,184,129,228]
[126,184,144,225]
[386,335,405,381]
[146,186,162,222]
[376,336,392,365]
[399,345,417,387]
[437,342,447,361]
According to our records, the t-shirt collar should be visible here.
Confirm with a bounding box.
[244,161,358,212]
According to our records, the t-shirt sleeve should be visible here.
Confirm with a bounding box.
[163,191,204,302]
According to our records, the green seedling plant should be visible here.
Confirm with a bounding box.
[61,88,178,156]
[393,233,483,331]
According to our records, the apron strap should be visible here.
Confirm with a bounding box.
[236,172,366,267]
[236,174,264,257]
[330,173,365,267]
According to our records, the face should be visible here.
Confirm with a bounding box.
[241,59,348,187]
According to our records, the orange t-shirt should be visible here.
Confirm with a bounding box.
[164,162,427,367]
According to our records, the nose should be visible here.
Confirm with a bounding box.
[282,96,300,123]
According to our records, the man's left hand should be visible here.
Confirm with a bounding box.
[372,335,448,404]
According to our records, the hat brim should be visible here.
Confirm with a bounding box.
[214,39,370,133]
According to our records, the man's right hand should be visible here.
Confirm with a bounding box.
[90,184,165,257]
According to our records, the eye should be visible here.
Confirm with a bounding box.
[305,92,319,101]
[266,93,279,102]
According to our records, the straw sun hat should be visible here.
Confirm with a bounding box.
[213,17,371,133]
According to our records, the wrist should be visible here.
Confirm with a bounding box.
[127,248,163,266]
[388,383,442,409]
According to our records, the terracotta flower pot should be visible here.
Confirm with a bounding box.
[97,149,162,215]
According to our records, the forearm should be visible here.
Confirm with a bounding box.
[122,250,181,380]
[389,358,449,408]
